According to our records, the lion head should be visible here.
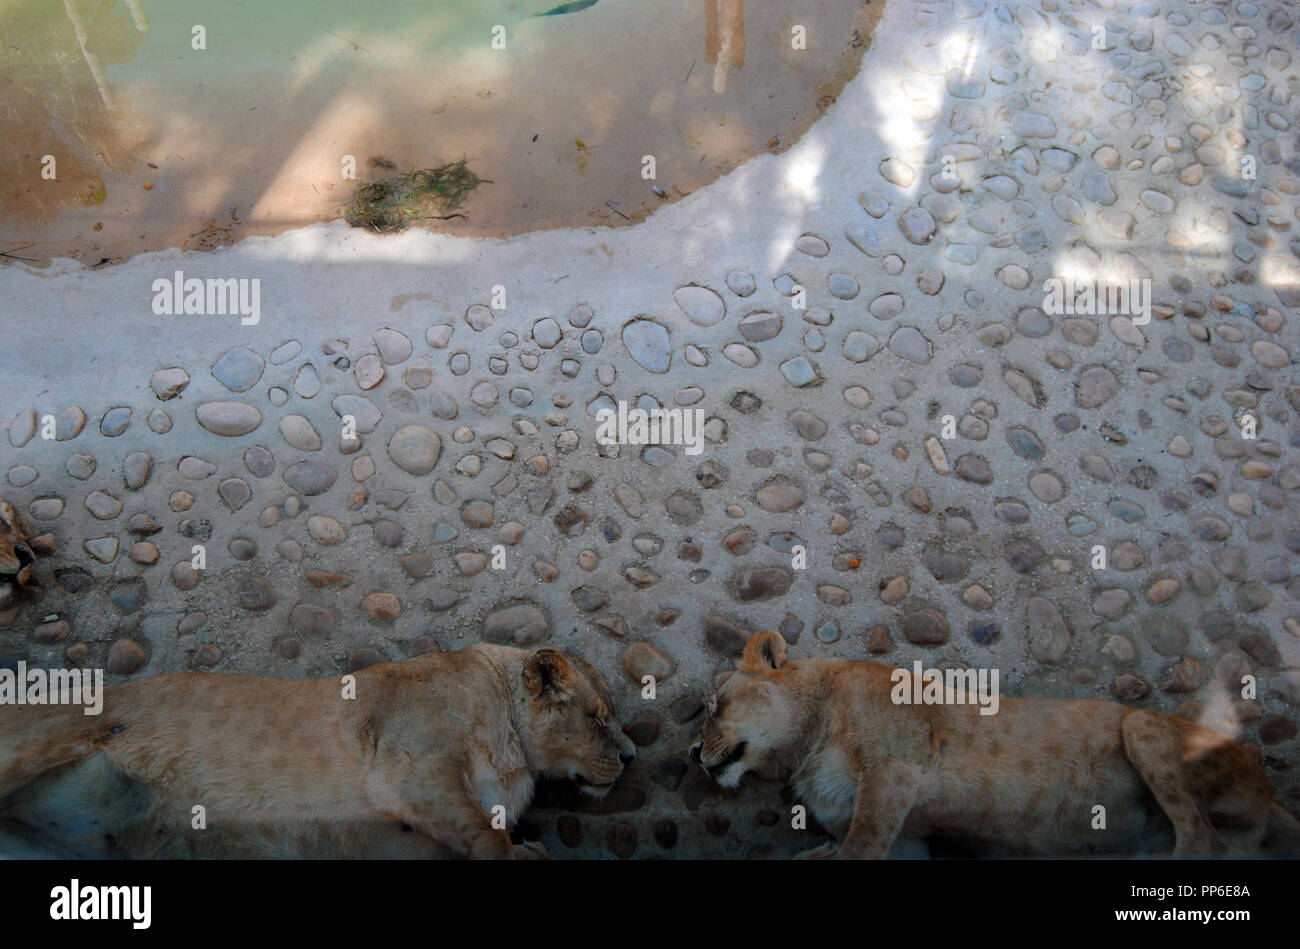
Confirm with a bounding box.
[0,500,36,608]
[519,647,635,796]
[689,630,800,789]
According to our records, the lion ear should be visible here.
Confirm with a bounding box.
[522,648,577,701]
[739,630,788,672]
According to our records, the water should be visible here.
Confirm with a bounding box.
[0,0,876,265]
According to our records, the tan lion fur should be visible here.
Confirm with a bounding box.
[0,644,633,858]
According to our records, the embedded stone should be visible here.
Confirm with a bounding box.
[196,401,262,436]
[484,602,550,646]
[903,610,949,645]
[622,642,676,683]
[307,516,346,545]
[211,346,265,392]
[1027,597,1070,663]
[374,328,413,364]
[279,415,322,451]
[387,425,442,475]
[622,319,672,373]
[673,285,726,326]
[283,462,336,496]
[150,368,190,400]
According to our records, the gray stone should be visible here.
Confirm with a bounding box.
[669,296,725,345]
[903,610,949,645]
[332,395,382,433]
[388,424,441,475]
[484,602,550,646]
[123,452,152,490]
[150,368,190,400]
[731,567,792,602]
[828,274,859,299]
[99,406,131,436]
[843,331,878,362]
[283,462,337,496]
[779,357,819,388]
[279,414,322,451]
[622,319,672,372]
[211,346,265,392]
[899,207,937,244]
[739,312,782,342]
[196,401,262,436]
[374,328,413,364]
[888,327,930,363]
[84,491,122,520]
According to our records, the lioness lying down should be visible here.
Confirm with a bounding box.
[691,631,1300,859]
[0,644,633,858]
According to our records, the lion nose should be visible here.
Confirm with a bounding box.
[619,749,635,764]
[689,743,702,763]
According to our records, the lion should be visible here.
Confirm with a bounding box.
[0,499,37,609]
[690,630,1300,859]
[0,644,634,858]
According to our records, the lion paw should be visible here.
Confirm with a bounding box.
[793,842,838,860]
[511,840,553,860]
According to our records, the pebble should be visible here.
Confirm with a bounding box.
[83,536,117,562]
[622,319,672,372]
[387,425,442,475]
[373,328,412,364]
[899,207,937,244]
[99,406,131,436]
[756,480,805,511]
[723,343,759,368]
[196,401,262,436]
[827,274,859,299]
[237,579,276,611]
[279,415,322,451]
[779,356,819,387]
[283,462,336,496]
[888,327,930,363]
[903,610,949,645]
[739,312,782,342]
[353,353,386,389]
[955,455,993,484]
[211,346,265,391]
[1027,598,1070,663]
[622,642,676,683]
[150,367,190,400]
[674,286,725,326]
[307,516,346,545]
[1076,366,1120,407]
[362,593,401,622]
[106,640,147,675]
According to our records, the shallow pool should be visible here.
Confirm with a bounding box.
[0,0,877,266]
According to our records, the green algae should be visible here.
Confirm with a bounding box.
[344,159,486,232]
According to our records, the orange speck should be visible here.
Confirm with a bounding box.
[142,182,153,190]
[849,558,860,569]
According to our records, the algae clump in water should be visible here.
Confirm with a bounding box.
[344,159,485,232]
